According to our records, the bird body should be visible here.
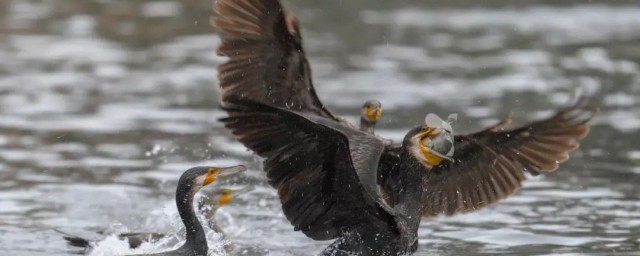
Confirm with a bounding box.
[213,0,595,254]
[221,99,435,255]
[59,186,252,252]
[59,166,246,256]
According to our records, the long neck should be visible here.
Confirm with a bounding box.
[204,205,225,236]
[393,149,426,249]
[175,185,207,251]
[360,116,376,134]
[396,149,424,211]
[204,205,232,252]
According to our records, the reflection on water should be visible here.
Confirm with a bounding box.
[1,0,640,255]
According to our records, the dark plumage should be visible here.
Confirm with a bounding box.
[58,230,165,250]
[57,186,252,253]
[213,0,596,254]
[220,99,418,255]
[213,0,378,134]
[59,165,246,256]
[131,165,246,256]
[221,97,594,255]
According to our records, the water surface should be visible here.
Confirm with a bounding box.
[0,0,639,255]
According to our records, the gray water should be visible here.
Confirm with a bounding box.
[1,0,639,255]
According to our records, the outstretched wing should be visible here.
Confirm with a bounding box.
[422,98,596,217]
[220,99,392,240]
[214,0,336,119]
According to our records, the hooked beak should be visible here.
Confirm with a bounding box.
[216,165,247,178]
[203,165,246,186]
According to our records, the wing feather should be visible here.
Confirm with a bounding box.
[220,99,390,239]
[214,0,337,119]
[422,98,595,217]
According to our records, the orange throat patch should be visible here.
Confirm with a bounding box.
[419,139,445,167]
[365,108,381,121]
[203,173,216,185]
[218,195,231,206]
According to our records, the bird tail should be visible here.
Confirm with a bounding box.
[54,228,92,248]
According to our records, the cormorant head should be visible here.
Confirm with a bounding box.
[361,100,382,122]
[404,113,456,169]
[180,165,247,193]
[208,185,255,207]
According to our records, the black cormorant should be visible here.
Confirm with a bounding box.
[128,165,246,256]
[59,165,246,256]
[58,186,253,253]
[213,0,595,255]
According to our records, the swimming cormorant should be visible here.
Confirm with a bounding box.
[60,165,246,256]
[129,165,246,256]
[213,0,595,254]
[58,186,253,253]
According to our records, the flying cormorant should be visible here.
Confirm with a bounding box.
[213,0,595,255]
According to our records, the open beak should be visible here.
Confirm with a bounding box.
[216,165,247,178]
[203,165,246,186]
[215,185,255,207]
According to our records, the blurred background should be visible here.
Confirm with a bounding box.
[0,0,639,255]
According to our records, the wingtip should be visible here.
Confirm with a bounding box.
[286,15,300,36]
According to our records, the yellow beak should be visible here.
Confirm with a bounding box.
[202,165,247,186]
[203,170,217,186]
[418,129,445,166]
[218,194,232,206]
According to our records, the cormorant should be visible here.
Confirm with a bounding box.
[360,100,382,134]
[199,185,255,245]
[58,186,253,253]
[213,0,595,254]
[60,165,245,256]
[129,165,246,256]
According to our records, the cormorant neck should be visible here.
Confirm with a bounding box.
[360,116,376,134]
[399,151,424,176]
[175,184,207,251]
[203,204,231,252]
[395,149,426,250]
[397,145,428,212]
[203,205,224,235]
